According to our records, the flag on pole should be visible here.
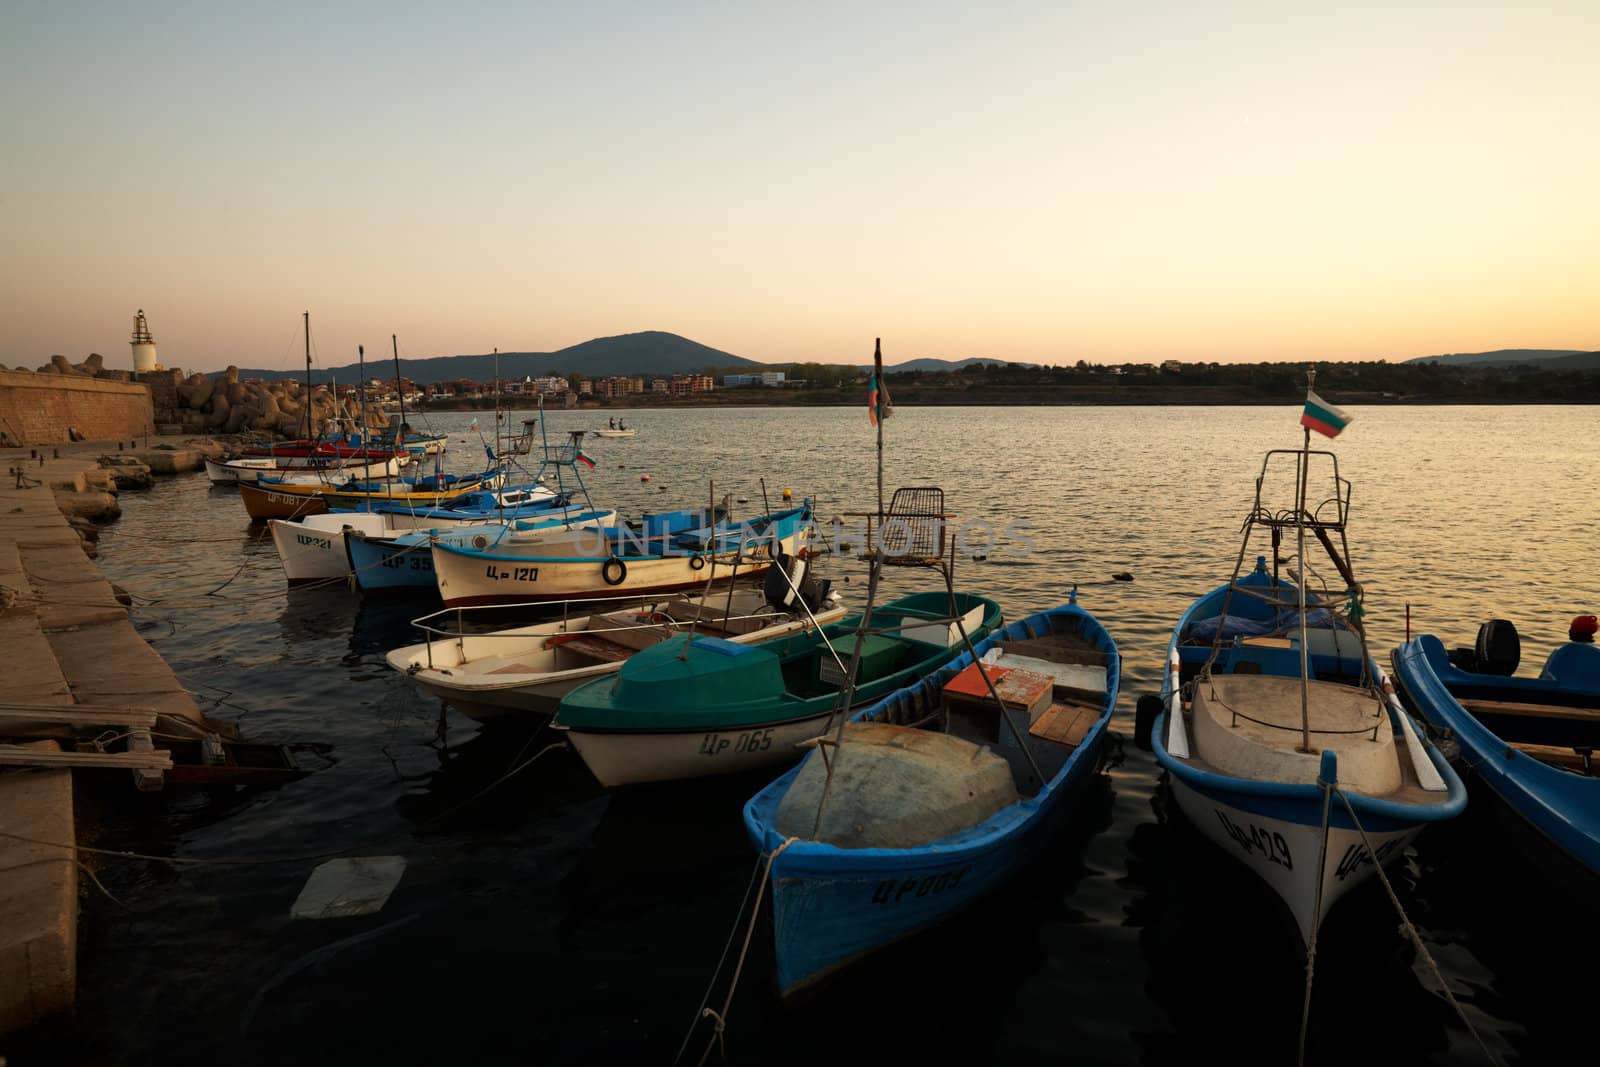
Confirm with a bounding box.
[1301,390,1352,438]
[868,373,894,426]
[575,451,596,469]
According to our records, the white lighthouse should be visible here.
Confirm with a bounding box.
[130,309,161,373]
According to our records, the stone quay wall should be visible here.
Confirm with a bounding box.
[0,371,156,447]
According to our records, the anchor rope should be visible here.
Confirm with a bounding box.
[674,836,798,1067]
[1334,789,1503,1066]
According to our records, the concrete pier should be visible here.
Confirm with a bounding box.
[0,436,224,1035]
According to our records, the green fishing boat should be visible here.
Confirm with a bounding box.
[553,591,1002,786]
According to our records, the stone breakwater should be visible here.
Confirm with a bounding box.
[0,437,227,1038]
[2,352,370,442]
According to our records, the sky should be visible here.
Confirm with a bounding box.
[2,2,1596,374]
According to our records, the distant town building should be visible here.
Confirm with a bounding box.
[578,380,592,395]
[723,371,786,387]
[651,378,670,393]
[1161,360,1182,373]
[671,374,715,396]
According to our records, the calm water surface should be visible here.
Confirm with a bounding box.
[66,404,1598,1066]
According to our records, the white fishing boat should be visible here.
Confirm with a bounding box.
[206,454,406,486]
[1150,376,1466,952]
[429,503,814,608]
[387,583,848,721]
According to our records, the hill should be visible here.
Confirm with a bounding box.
[222,331,763,384]
[1403,348,1593,368]
[863,357,1042,374]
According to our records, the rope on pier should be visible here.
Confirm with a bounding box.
[673,835,798,1067]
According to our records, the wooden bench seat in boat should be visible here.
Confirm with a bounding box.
[547,634,635,663]
[1027,699,1100,749]
[1460,698,1600,722]
[1508,741,1596,774]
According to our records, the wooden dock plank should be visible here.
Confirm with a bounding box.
[0,745,171,770]
[0,706,158,728]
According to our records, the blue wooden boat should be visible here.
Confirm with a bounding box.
[1150,439,1466,949]
[344,508,618,592]
[1392,621,1600,878]
[742,593,1118,997]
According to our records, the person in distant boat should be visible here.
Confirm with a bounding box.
[609,417,616,429]
[1570,614,1598,643]
[618,419,627,431]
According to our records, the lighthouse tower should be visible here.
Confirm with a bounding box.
[130,309,161,373]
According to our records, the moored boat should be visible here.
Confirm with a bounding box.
[344,507,619,592]
[1392,617,1600,879]
[386,580,849,720]
[430,503,815,608]
[553,589,1001,787]
[1150,399,1465,950]
[743,592,1118,996]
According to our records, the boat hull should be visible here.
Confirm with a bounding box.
[432,529,804,608]
[1165,771,1422,946]
[743,603,1118,996]
[268,513,388,583]
[562,711,839,788]
[238,482,330,521]
[205,455,401,486]
[1392,635,1600,876]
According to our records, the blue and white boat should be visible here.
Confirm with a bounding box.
[743,592,1119,997]
[1392,620,1600,879]
[430,503,816,608]
[1151,440,1466,948]
[344,508,618,592]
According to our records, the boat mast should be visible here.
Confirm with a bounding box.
[391,334,407,453]
[1295,367,1314,753]
[302,311,312,441]
[874,338,884,521]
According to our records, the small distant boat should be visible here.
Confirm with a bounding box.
[744,593,1118,996]
[1392,619,1600,878]
[387,581,849,721]
[593,429,637,438]
[554,589,1001,787]
[1151,411,1465,949]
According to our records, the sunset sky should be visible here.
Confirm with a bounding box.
[3,3,1595,374]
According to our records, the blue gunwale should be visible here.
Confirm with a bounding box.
[432,504,814,564]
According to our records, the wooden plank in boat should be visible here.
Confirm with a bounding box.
[555,635,635,663]
[1508,741,1595,774]
[1461,698,1600,722]
[994,633,1107,667]
[0,703,159,727]
[1028,700,1098,748]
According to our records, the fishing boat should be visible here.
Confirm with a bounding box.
[386,579,849,721]
[344,507,619,592]
[1150,386,1465,950]
[237,469,496,522]
[592,429,637,438]
[1392,617,1600,878]
[554,588,1000,787]
[265,493,590,585]
[429,502,815,608]
[743,592,1118,996]
[204,452,405,486]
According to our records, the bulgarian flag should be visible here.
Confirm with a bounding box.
[1301,389,1353,438]
[575,451,596,468]
[868,373,894,426]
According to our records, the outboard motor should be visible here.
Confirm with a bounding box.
[763,551,833,615]
[1475,618,1520,676]
[1448,618,1521,674]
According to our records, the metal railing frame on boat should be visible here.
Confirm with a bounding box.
[1192,420,1384,754]
[806,486,1047,836]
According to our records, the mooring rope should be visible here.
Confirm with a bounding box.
[1333,789,1503,1066]
[673,835,798,1067]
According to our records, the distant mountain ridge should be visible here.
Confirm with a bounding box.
[222,330,763,384]
[1404,348,1598,369]
[865,357,1041,374]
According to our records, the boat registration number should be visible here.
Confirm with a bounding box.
[698,728,772,756]
[1215,809,1294,870]
[381,554,431,572]
[295,534,332,550]
[871,864,971,905]
[484,565,539,582]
